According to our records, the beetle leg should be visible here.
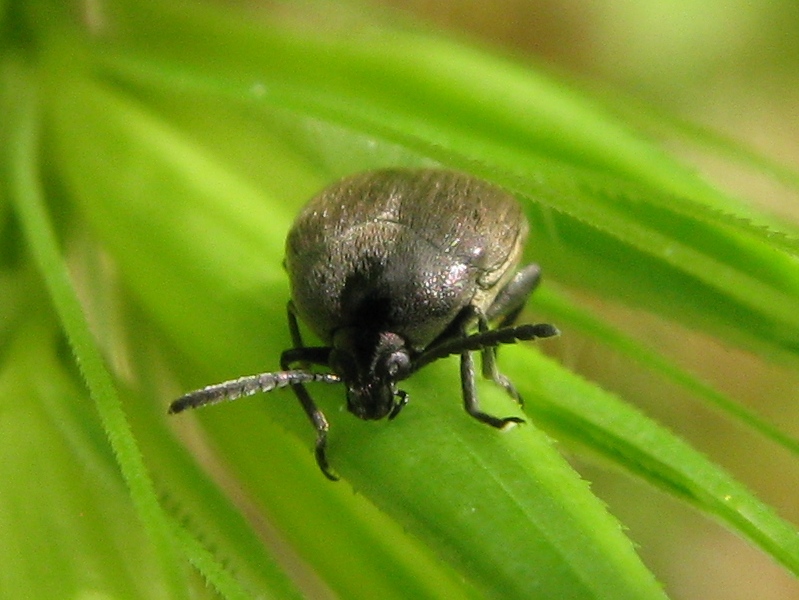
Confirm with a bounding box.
[459,315,525,429]
[388,389,408,420]
[308,398,336,481]
[485,263,541,326]
[292,382,337,481]
[280,336,339,480]
[278,367,338,480]
[286,301,312,372]
[287,301,305,348]
[473,311,525,407]
[281,346,331,367]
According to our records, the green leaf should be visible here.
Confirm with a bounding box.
[505,347,799,574]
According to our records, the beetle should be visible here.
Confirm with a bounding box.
[169,169,557,480]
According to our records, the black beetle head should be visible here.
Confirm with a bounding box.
[329,329,411,420]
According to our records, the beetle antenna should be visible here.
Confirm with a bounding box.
[412,323,558,373]
[169,370,341,414]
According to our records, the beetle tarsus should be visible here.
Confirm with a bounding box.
[388,390,409,420]
[465,404,526,429]
[314,432,339,481]
[491,373,524,407]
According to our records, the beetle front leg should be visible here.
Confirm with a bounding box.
[475,311,524,407]
[281,345,339,481]
[294,383,337,481]
[460,338,524,429]
[288,383,337,481]
[286,301,311,371]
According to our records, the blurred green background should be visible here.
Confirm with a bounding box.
[385,0,799,217]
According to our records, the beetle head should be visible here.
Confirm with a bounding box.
[329,328,411,420]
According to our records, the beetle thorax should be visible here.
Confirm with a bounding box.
[329,328,411,420]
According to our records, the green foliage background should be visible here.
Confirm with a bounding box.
[2,0,799,598]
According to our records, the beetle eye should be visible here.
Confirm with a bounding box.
[382,350,411,381]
